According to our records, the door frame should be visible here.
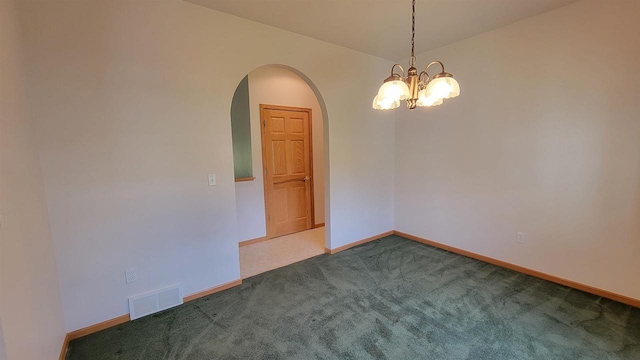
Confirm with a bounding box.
[260,104,315,240]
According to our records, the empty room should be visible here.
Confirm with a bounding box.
[1,0,638,359]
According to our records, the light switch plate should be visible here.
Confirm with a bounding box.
[208,174,216,186]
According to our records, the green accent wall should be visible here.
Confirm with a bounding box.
[230,75,253,179]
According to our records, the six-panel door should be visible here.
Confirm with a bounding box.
[261,105,313,238]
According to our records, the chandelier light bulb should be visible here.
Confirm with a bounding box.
[416,89,443,107]
[426,76,460,100]
[377,80,410,102]
[373,95,401,110]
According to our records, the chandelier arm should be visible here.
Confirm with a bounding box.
[418,71,430,87]
[423,61,445,76]
[391,64,405,78]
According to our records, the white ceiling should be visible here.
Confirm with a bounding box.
[185,0,579,61]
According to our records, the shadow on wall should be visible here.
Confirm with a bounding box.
[230,64,331,248]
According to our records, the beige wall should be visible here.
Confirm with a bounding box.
[395,0,640,299]
[19,0,395,331]
[235,65,325,242]
[0,0,66,358]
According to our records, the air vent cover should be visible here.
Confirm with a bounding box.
[128,284,183,320]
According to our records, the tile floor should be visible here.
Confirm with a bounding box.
[239,226,326,279]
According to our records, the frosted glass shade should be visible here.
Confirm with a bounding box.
[372,95,400,110]
[425,76,460,100]
[416,89,443,107]
[377,80,410,102]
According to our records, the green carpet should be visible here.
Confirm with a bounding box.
[67,235,640,359]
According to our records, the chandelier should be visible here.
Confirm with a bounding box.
[372,0,460,110]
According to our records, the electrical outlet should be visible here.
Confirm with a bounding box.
[125,268,137,283]
[208,174,216,186]
[517,232,526,244]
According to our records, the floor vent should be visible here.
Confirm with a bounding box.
[128,284,183,320]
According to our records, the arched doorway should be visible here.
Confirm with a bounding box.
[230,64,330,278]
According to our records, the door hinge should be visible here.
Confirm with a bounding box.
[265,167,268,176]
[263,120,266,128]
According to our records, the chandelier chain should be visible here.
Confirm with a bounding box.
[410,0,416,67]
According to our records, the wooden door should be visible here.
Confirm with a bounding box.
[261,105,314,239]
